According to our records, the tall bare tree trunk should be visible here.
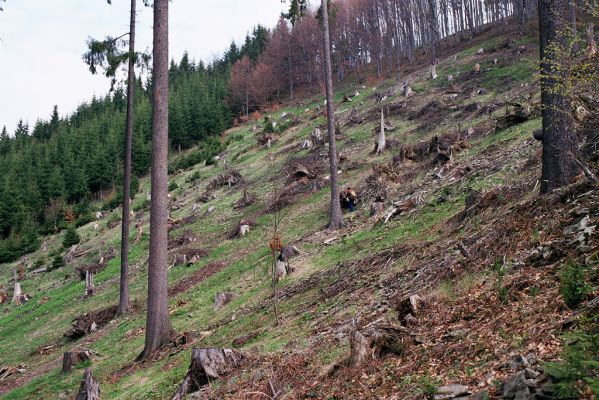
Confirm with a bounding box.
[321,0,345,230]
[539,0,580,193]
[117,0,136,317]
[139,0,173,360]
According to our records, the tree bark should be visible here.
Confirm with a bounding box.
[377,107,386,155]
[117,0,137,317]
[321,0,345,230]
[539,0,580,193]
[11,269,22,305]
[61,352,74,374]
[172,348,244,400]
[85,270,94,297]
[75,368,100,400]
[139,0,173,360]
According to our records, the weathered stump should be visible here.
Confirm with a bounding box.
[62,352,74,374]
[348,321,407,367]
[214,292,234,310]
[75,368,100,400]
[85,270,94,297]
[171,348,244,400]
[12,282,22,305]
[349,330,370,367]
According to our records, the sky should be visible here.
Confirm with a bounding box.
[0,0,287,133]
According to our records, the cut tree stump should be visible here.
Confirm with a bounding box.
[214,292,234,310]
[171,348,244,400]
[62,352,74,374]
[349,330,370,367]
[348,320,407,367]
[75,368,100,400]
[85,270,94,297]
[62,350,94,374]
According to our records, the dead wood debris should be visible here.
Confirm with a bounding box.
[234,189,257,210]
[64,306,117,340]
[168,262,227,297]
[171,348,245,400]
[207,168,244,191]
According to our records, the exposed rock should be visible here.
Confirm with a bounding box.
[238,224,251,236]
[502,371,530,400]
[434,384,470,399]
[506,354,530,371]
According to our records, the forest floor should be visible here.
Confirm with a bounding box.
[0,23,597,400]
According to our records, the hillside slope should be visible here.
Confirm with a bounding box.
[1,26,597,400]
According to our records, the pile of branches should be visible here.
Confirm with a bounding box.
[358,173,389,201]
[495,101,541,131]
[284,154,326,183]
[75,263,107,281]
[168,229,198,249]
[168,262,227,297]
[233,189,256,210]
[393,133,467,166]
[64,306,117,340]
[168,213,200,232]
[408,99,445,121]
[170,247,208,267]
[257,132,276,146]
[207,168,244,191]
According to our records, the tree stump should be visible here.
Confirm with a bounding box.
[12,282,22,305]
[62,352,74,374]
[214,292,234,311]
[171,348,244,400]
[75,368,100,400]
[348,321,407,367]
[349,330,370,367]
[85,270,94,297]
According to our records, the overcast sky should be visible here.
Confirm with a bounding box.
[0,0,287,132]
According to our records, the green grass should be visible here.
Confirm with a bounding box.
[0,30,544,399]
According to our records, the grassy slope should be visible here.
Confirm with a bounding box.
[0,28,556,399]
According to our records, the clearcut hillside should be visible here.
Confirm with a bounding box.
[1,24,598,400]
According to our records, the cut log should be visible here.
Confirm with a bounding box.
[171,348,244,400]
[62,352,74,374]
[75,368,100,400]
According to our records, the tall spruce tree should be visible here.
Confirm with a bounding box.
[117,0,137,316]
[139,0,173,360]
